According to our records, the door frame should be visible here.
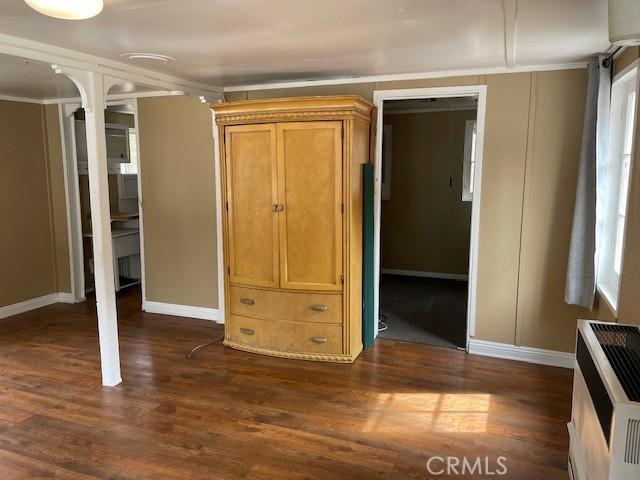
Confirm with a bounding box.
[60,97,147,304]
[60,101,84,302]
[372,85,488,349]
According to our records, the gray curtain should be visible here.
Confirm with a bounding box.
[565,57,611,309]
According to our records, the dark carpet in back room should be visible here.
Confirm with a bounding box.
[378,274,468,348]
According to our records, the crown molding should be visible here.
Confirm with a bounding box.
[44,89,187,105]
[0,90,186,106]
[223,61,588,92]
[0,33,222,99]
[0,94,47,105]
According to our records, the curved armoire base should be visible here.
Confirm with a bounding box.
[224,340,361,364]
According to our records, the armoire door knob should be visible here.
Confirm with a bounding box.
[272,204,284,212]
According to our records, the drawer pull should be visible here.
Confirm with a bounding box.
[239,298,255,306]
[309,336,328,344]
[240,328,255,336]
[309,304,329,312]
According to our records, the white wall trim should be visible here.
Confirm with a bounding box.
[0,292,86,319]
[60,101,86,302]
[57,102,79,302]
[468,339,575,369]
[211,110,226,326]
[381,268,468,281]
[143,301,223,323]
[373,85,487,350]
[0,91,186,106]
[0,294,59,320]
[0,94,48,105]
[385,105,477,115]
[43,90,186,106]
[223,62,588,92]
[131,98,147,307]
[57,292,78,304]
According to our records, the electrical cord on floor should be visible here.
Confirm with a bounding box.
[185,334,225,359]
[378,313,388,332]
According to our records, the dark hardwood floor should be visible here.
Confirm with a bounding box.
[0,288,572,479]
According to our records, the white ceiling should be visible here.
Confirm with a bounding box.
[0,0,610,94]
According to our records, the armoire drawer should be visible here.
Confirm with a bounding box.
[227,315,343,355]
[229,286,342,324]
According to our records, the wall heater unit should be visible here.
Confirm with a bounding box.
[568,320,640,480]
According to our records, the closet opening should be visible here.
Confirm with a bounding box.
[371,87,487,350]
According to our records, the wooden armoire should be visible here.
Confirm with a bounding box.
[212,96,373,363]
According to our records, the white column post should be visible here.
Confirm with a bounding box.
[53,66,122,387]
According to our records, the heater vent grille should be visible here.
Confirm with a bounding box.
[626,418,640,465]
[591,323,640,402]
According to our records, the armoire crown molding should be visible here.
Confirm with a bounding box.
[213,96,373,125]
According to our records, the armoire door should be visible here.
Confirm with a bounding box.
[224,124,279,288]
[276,121,343,291]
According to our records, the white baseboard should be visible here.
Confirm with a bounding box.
[57,292,78,304]
[381,268,469,281]
[468,339,575,369]
[142,301,223,323]
[0,293,60,320]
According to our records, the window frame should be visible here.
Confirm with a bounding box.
[596,66,638,315]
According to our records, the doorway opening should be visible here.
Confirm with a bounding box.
[66,100,144,304]
[372,86,487,350]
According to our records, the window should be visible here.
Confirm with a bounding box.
[462,120,477,202]
[597,67,637,312]
[119,128,138,175]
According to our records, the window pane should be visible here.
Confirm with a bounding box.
[614,215,625,275]
[624,91,636,155]
[120,130,138,175]
[462,120,477,201]
[618,154,631,216]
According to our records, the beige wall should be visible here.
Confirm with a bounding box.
[515,70,592,351]
[228,68,599,352]
[381,110,474,275]
[138,95,219,309]
[474,73,532,345]
[0,101,70,307]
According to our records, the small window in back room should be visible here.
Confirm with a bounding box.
[120,128,138,175]
[462,119,477,202]
[597,67,637,313]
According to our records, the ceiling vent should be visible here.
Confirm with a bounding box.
[120,53,176,65]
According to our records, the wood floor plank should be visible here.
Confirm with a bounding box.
[0,288,572,479]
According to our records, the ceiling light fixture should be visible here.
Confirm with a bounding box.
[608,0,640,45]
[24,0,104,20]
[120,53,177,65]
